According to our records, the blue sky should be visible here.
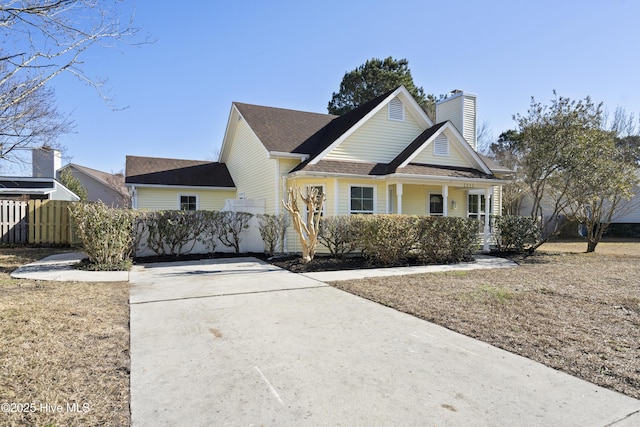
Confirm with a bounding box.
[40,0,640,174]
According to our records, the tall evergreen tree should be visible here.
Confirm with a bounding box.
[328,57,438,120]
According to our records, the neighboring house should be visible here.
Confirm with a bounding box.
[0,148,79,201]
[517,168,640,238]
[612,169,640,225]
[58,163,130,207]
[126,86,512,251]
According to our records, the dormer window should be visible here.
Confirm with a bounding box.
[388,97,405,121]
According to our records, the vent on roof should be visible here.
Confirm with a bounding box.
[434,135,449,156]
[388,97,404,121]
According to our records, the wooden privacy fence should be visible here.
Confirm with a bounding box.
[0,200,80,245]
[1,200,29,243]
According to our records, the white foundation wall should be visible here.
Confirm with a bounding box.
[133,199,266,257]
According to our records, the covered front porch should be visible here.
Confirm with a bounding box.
[386,180,499,251]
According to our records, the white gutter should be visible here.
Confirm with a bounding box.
[124,183,237,191]
[268,151,309,161]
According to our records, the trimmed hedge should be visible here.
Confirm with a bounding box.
[492,215,540,253]
[354,215,419,265]
[70,202,489,269]
[343,214,479,266]
[70,205,257,269]
[318,215,360,259]
[416,216,479,264]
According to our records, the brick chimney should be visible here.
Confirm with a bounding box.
[435,90,477,150]
[32,147,62,178]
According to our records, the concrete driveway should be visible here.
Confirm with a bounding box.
[129,257,640,426]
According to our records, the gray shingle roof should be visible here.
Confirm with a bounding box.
[234,103,337,154]
[291,159,495,180]
[125,156,235,188]
[237,88,399,160]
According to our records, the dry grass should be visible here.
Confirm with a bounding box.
[0,248,129,426]
[331,239,640,399]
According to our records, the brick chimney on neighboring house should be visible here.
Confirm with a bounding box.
[435,89,478,151]
[32,147,62,178]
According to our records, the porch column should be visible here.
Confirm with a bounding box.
[483,186,493,252]
[396,183,403,215]
[442,185,449,217]
[334,178,339,216]
[274,160,280,215]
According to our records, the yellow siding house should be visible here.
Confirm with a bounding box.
[126,86,512,252]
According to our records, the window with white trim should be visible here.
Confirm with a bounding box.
[467,191,492,227]
[350,186,375,214]
[179,194,198,211]
[388,97,405,121]
[428,193,444,216]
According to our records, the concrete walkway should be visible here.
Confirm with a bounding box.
[303,254,517,282]
[10,252,129,282]
[129,257,640,426]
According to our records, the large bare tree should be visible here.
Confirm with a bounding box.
[0,0,142,167]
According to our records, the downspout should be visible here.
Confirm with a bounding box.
[130,186,137,209]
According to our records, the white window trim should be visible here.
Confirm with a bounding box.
[178,193,199,211]
[349,184,376,214]
[388,98,405,122]
[466,190,492,218]
[428,192,444,216]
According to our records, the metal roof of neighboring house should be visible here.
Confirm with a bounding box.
[0,177,80,200]
[125,156,235,188]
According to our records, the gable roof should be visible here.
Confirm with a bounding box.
[222,86,507,182]
[125,156,235,188]
[386,122,448,172]
[233,103,337,154]
[228,87,422,161]
[60,163,128,196]
[305,86,433,165]
[290,88,404,162]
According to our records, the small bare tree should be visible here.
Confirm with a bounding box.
[282,186,325,263]
[217,211,253,254]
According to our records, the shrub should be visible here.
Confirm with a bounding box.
[197,210,224,254]
[257,214,290,256]
[355,215,419,266]
[493,215,540,253]
[140,210,209,256]
[416,217,479,264]
[69,202,138,270]
[318,215,359,259]
[217,211,253,253]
